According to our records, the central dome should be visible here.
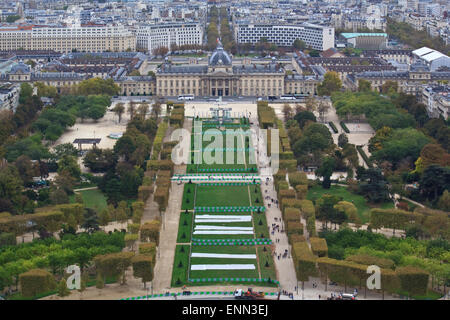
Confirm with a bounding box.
[209,43,232,66]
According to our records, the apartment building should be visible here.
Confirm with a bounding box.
[234,22,335,51]
[0,24,136,53]
[137,23,203,54]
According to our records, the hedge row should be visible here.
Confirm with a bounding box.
[356,145,373,168]
[340,121,350,133]
[309,237,328,257]
[328,122,338,134]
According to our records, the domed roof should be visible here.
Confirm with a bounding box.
[209,43,232,66]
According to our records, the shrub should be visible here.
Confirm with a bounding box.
[340,121,350,133]
[138,185,154,202]
[288,172,308,188]
[295,184,308,200]
[19,269,56,298]
[287,221,304,236]
[0,232,16,247]
[299,200,315,220]
[140,220,161,244]
[310,237,328,257]
[329,122,338,134]
[139,242,157,258]
[284,207,301,222]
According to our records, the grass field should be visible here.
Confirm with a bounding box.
[177,212,193,243]
[70,188,108,211]
[171,119,276,287]
[181,184,196,210]
[195,185,251,207]
[307,185,394,223]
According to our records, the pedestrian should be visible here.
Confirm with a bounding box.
[319,294,321,300]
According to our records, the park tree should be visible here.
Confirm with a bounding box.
[419,144,450,169]
[334,201,361,228]
[81,208,100,233]
[76,78,119,96]
[304,96,318,112]
[132,255,154,289]
[112,103,125,123]
[294,110,316,129]
[316,194,341,230]
[437,190,450,212]
[396,266,429,299]
[358,79,372,92]
[419,165,450,202]
[0,165,24,214]
[151,102,162,119]
[317,72,342,96]
[57,279,70,297]
[316,157,335,189]
[57,155,81,180]
[357,167,389,203]
[338,133,348,148]
[94,252,134,285]
[282,104,294,121]
[15,155,36,186]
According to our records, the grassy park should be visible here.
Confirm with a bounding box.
[70,188,108,212]
[307,185,394,223]
[171,119,276,287]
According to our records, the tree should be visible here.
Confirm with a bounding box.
[358,79,371,92]
[112,103,125,123]
[294,110,316,129]
[419,144,449,169]
[419,165,450,202]
[317,99,330,122]
[53,171,75,196]
[437,190,450,212]
[94,252,134,285]
[357,168,389,203]
[334,201,360,227]
[396,266,429,298]
[381,81,398,94]
[132,255,154,289]
[138,103,149,120]
[0,165,24,214]
[317,72,342,96]
[316,194,341,230]
[151,102,161,119]
[76,78,119,96]
[282,104,294,120]
[316,157,335,189]
[293,39,307,50]
[305,96,318,112]
[57,279,70,297]
[338,133,348,148]
[81,208,100,233]
[57,155,81,180]
[98,208,111,227]
[15,155,36,186]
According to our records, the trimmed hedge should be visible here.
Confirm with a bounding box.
[310,237,328,257]
[329,122,338,134]
[299,200,315,220]
[288,172,308,188]
[279,159,297,172]
[19,269,56,298]
[295,184,308,200]
[287,221,304,236]
[340,121,350,133]
[140,220,161,244]
[284,207,301,222]
[0,232,16,247]
[292,241,317,281]
[356,145,372,168]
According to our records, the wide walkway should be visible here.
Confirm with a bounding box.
[250,119,298,294]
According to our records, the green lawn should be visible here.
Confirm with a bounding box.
[181,184,196,210]
[195,185,251,207]
[177,212,193,243]
[253,212,270,239]
[171,245,191,287]
[257,246,277,280]
[307,185,394,223]
[70,188,107,211]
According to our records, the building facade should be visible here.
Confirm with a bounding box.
[137,23,203,54]
[0,24,136,53]
[234,22,335,51]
